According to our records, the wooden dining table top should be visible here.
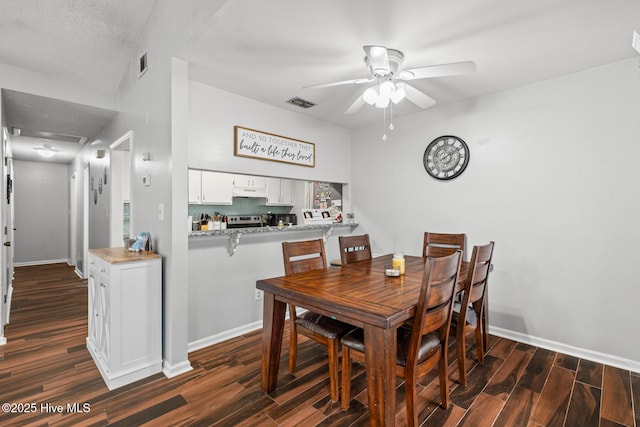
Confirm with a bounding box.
[256,254,468,329]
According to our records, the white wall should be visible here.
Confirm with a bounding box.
[351,58,640,370]
[186,80,353,345]
[188,81,352,183]
[13,160,70,264]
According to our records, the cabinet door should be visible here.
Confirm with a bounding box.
[264,177,281,204]
[280,179,294,205]
[233,174,266,189]
[188,170,202,204]
[201,171,234,204]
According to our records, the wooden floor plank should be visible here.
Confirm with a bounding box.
[492,385,537,427]
[601,365,634,427]
[484,348,533,400]
[564,381,601,427]
[457,392,503,427]
[0,263,637,426]
[517,348,556,394]
[576,358,603,388]
[529,365,574,427]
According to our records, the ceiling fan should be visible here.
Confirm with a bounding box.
[305,45,476,114]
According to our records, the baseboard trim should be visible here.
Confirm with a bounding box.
[0,336,6,346]
[14,259,69,267]
[188,320,263,353]
[74,268,85,279]
[490,326,640,373]
[162,360,194,378]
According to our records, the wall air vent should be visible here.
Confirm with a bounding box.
[287,97,315,109]
[139,52,148,78]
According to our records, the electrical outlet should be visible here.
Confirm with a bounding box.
[255,289,264,301]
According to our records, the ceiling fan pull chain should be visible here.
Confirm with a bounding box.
[382,107,388,141]
[389,102,395,131]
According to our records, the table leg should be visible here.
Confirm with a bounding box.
[364,324,396,427]
[261,292,286,393]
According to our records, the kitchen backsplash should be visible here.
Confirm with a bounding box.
[188,198,291,219]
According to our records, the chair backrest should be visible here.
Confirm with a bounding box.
[282,239,328,275]
[462,242,494,305]
[338,234,372,265]
[422,232,466,258]
[408,251,462,362]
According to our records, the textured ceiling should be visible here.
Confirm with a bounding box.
[0,0,157,92]
[2,0,640,163]
[0,0,156,163]
[181,0,640,129]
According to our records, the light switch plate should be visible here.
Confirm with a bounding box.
[142,175,151,186]
[633,31,640,54]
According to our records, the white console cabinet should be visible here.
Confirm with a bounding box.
[87,248,162,390]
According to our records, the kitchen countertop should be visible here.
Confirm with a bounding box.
[189,222,357,237]
[89,247,162,263]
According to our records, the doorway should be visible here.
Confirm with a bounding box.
[109,131,133,247]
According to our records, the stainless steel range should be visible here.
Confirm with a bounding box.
[226,215,263,228]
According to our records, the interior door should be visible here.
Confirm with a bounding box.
[2,151,14,324]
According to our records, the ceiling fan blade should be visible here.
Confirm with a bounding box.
[399,61,476,80]
[304,77,374,89]
[344,93,366,115]
[363,45,390,74]
[402,83,436,109]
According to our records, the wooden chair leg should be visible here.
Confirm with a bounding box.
[475,317,484,365]
[473,303,485,365]
[456,317,467,387]
[405,374,418,427]
[288,316,297,373]
[327,339,339,402]
[340,345,352,410]
[438,351,450,409]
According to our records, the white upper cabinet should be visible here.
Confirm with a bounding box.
[188,169,202,203]
[189,170,234,205]
[262,177,294,206]
[232,174,267,197]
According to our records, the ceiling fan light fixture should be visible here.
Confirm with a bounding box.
[391,83,407,104]
[362,87,377,105]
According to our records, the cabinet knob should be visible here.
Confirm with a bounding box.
[100,283,106,288]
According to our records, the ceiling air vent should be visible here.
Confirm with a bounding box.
[15,128,87,144]
[287,97,315,109]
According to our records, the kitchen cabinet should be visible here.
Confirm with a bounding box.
[189,169,234,205]
[87,248,162,390]
[188,169,202,203]
[262,177,295,206]
[232,174,267,197]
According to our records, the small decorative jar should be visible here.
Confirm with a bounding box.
[392,252,406,275]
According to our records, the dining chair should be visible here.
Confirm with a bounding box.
[422,232,466,258]
[451,241,494,386]
[281,238,354,402]
[340,251,462,426]
[338,234,372,265]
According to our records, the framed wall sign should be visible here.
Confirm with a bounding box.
[234,126,315,167]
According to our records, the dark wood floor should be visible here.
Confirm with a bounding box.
[1,263,638,426]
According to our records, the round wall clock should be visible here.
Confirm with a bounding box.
[423,135,470,180]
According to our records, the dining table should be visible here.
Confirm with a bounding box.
[257,254,471,426]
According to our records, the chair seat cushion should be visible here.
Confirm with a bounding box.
[451,302,477,328]
[341,326,441,367]
[296,312,353,339]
